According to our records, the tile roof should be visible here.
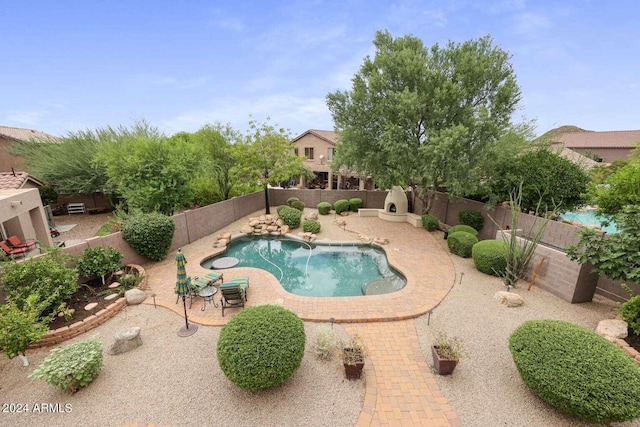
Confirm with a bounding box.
[552,130,640,149]
[0,125,58,142]
[551,144,602,169]
[291,129,337,145]
[0,171,45,190]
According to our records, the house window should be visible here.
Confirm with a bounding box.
[291,147,299,156]
[304,147,314,160]
[327,148,334,161]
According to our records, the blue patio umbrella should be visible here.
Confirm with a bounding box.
[175,248,197,336]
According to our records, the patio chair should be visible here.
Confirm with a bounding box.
[0,241,29,258]
[220,276,249,301]
[7,235,38,251]
[175,271,224,305]
[220,285,246,317]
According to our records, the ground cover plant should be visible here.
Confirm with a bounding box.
[217,305,306,392]
[509,320,640,424]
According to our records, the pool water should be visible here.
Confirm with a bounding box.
[560,210,618,234]
[201,236,406,297]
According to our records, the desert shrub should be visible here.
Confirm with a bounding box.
[447,231,478,258]
[620,286,640,335]
[0,297,49,360]
[334,199,350,214]
[313,326,335,359]
[303,219,321,233]
[1,250,78,319]
[349,198,363,212]
[286,196,299,206]
[422,214,440,231]
[122,212,175,261]
[458,209,484,231]
[290,200,305,212]
[279,206,302,229]
[317,202,332,215]
[217,305,306,392]
[276,205,289,216]
[472,240,509,276]
[31,337,104,394]
[77,246,123,284]
[447,224,478,236]
[509,320,640,423]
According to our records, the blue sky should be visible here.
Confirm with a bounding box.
[2,1,638,138]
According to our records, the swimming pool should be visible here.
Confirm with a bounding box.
[560,210,618,234]
[200,236,406,297]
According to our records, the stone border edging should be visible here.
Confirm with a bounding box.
[614,338,640,366]
[28,264,147,349]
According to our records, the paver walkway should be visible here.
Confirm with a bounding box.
[139,210,460,426]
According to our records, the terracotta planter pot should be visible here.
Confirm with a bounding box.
[431,345,458,375]
[344,361,365,379]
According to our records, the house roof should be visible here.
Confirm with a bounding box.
[0,171,45,190]
[551,144,602,170]
[291,129,337,145]
[551,130,640,149]
[0,125,58,142]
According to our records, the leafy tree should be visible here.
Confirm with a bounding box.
[327,31,521,213]
[587,161,640,217]
[0,296,49,366]
[233,118,310,214]
[566,205,640,284]
[486,148,590,213]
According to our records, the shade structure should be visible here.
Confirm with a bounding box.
[175,248,197,336]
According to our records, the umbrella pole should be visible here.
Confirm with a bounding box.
[177,295,198,337]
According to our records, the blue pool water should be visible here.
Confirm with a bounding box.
[200,236,406,297]
[560,210,618,234]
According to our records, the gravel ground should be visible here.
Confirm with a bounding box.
[5,211,638,426]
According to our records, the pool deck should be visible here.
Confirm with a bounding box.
[140,210,461,426]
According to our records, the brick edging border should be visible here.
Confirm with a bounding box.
[614,338,640,366]
[28,264,147,349]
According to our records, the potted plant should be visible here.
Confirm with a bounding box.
[431,331,465,375]
[337,334,367,379]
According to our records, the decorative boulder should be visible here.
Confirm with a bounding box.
[305,212,319,220]
[596,319,628,341]
[109,327,142,355]
[494,291,524,307]
[125,288,146,305]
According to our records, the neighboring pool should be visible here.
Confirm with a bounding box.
[200,236,406,297]
[560,210,618,234]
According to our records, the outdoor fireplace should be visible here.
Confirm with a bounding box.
[384,186,408,214]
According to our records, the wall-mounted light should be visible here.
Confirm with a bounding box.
[11,201,23,207]
[319,154,324,165]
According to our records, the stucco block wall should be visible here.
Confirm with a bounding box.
[268,189,387,209]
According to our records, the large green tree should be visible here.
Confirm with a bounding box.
[233,119,309,214]
[587,160,640,217]
[327,30,521,213]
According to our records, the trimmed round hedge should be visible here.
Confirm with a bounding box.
[447,224,478,236]
[421,214,440,231]
[349,198,362,212]
[334,199,350,214]
[447,231,478,258]
[122,212,176,261]
[217,305,306,392]
[317,202,332,215]
[472,240,509,276]
[286,196,299,206]
[290,200,305,212]
[458,209,484,231]
[278,206,302,229]
[303,219,321,233]
[509,320,640,424]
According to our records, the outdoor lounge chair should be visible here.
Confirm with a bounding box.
[175,271,224,305]
[7,235,38,250]
[220,276,249,301]
[220,285,246,317]
[0,241,29,258]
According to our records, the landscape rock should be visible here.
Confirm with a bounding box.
[305,212,319,220]
[373,238,389,245]
[109,326,142,355]
[125,288,146,305]
[493,291,524,307]
[596,319,628,341]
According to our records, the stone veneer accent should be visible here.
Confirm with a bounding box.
[28,264,147,349]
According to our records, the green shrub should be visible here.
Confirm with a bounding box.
[620,287,640,335]
[286,196,299,206]
[458,209,484,231]
[349,198,362,212]
[122,212,175,261]
[313,326,335,360]
[77,246,123,285]
[447,224,478,236]
[509,320,640,423]
[0,297,49,360]
[276,205,289,216]
[317,202,332,215]
[31,337,104,394]
[421,214,440,231]
[217,305,306,392]
[290,200,305,212]
[472,240,509,276]
[279,206,302,229]
[303,220,321,233]
[334,199,351,214]
[447,231,478,258]
[1,249,78,319]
